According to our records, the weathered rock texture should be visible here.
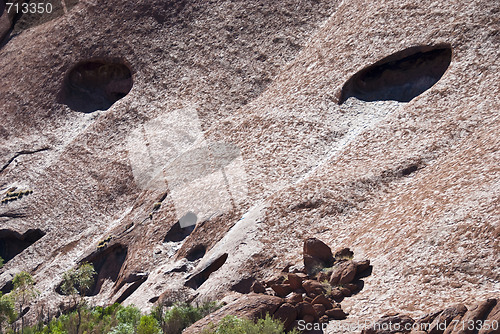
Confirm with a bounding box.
[362,299,499,334]
[0,0,498,330]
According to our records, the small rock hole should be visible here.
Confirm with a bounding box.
[185,253,228,290]
[61,59,133,113]
[1,280,13,294]
[401,164,419,176]
[186,245,206,262]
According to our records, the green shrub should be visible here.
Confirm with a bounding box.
[17,301,221,334]
[203,314,300,334]
[0,256,3,268]
[137,315,161,334]
[109,323,135,334]
[116,305,141,328]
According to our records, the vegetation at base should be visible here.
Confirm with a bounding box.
[60,263,96,334]
[13,271,39,334]
[0,266,292,334]
[3,301,224,334]
[202,314,301,334]
[0,292,16,332]
[152,301,221,334]
[0,256,3,269]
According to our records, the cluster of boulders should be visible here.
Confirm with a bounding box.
[244,238,373,331]
[362,298,500,334]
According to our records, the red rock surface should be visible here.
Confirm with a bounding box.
[0,0,498,330]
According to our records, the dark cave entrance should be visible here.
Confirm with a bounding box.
[339,45,452,104]
[0,229,45,264]
[61,59,133,113]
[186,244,206,261]
[83,244,128,296]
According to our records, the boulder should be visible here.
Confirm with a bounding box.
[428,304,468,334]
[273,303,297,331]
[303,314,315,323]
[297,301,318,320]
[335,247,354,260]
[340,287,352,297]
[271,284,293,298]
[344,282,362,293]
[329,288,345,302]
[479,298,500,334]
[286,292,303,304]
[312,294,334,310]
[326,308,348,320]
[312,303,326,317]
[329,261,357,285]
[319,315,330,323]
[302,280,326,295]
[231,277,257,294]
[304,238,334,265]
[251,280,266,294]
[448,299,497,334]
[354,259,371,275]
[287,273,306,290]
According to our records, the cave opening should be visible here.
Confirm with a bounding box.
[61,59,133,113]
[0,229,45,264]
[82,244,128,296]
[339,45,452,104]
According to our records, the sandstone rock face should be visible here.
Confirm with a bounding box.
[365,300,500,334]
[0,0,498,330]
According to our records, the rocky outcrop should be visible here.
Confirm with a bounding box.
[184,239,371,332]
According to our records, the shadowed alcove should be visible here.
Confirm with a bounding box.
[82,244,128,296]
[0,228,45,263]
[61,59,133,113]
[339,45,452,104]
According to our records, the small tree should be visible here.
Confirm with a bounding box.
[12,271,39,334]
[0,292,16,334]
[61,263,96,334]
